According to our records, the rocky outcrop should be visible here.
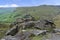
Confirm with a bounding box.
[6,25,19,36]
[34,20,56,30]
[31,30,47,36]
[10,14,56,30]
[1,30,48,40]
[1,14,56,40]
[1,35,20,40]
[1,31,33,40]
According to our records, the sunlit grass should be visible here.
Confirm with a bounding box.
[32,35,43,40]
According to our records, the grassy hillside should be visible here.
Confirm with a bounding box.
[0,8,15,14]
[11,5,60,20]
[0,8,16,23]
[0,5,60,23]
[53,15,60,28]
[8,5,60,28]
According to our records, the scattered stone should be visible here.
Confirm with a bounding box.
[54,29,60,32]
[31,30,47,36]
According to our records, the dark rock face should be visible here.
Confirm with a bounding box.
[34,20,45,29]
[6,25,19,36]
[44,20,56,28]
[34,20,56,29]
[1,31,33,40]
[22,21,35,29]
[1,30,47,40]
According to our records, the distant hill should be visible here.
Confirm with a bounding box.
[12,5,60,20]
[0,7,16,23]
[0,5,60,23]
[0,8,15,14]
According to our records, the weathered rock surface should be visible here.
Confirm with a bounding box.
[23,14,35,22]
[34,19,56,29]
[1,14,56,40]
[31,30,47,36]
[5,25,19,36]
[1,35,20,40]
[42,33,60,40]
[1,31,33,40]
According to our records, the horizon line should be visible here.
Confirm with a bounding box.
[0,4,60,8]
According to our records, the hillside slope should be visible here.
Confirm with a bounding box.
[0,8,16,23]
[0,5,60,23]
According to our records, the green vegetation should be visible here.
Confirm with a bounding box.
[0,5,60,39]
[0,5,60,23]
[0,23,10,38]
[54,15,60,28]
[0,8,16,23]
[32,35,43,40]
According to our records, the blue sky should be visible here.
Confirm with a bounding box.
[0,0,60,7]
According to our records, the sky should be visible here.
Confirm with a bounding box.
[0,0,60,7]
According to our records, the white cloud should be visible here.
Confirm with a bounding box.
[0,4,19,7]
